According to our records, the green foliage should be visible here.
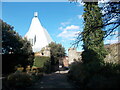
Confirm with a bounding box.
[82,2,107,63]
[2,72,43,89]
[68,62,84,81]
[7,72,33,88]
[2,53,34,74]
[2,19,34,74]
[2,19,33,55]
[48,42,66,71]
[100,63,120,77]
[33,56,51,73]
[33,56,50,68]
[86,63,120,88]
[48,42,65,62]
[68,61,120,88]
[43,60,51,73]
[68,4,108,88]
[30,73,43,82]
[68,1,120,89]
[68,62,89,88]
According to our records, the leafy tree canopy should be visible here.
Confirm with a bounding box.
[48,42,66,64]
[1,19,32,55]
[1,19,34,74]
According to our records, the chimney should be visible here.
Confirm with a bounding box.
[34,12,38,17]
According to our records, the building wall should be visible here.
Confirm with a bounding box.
[34,46,50,57]
[104,43,120,64]
[62,56,69,67]
[68,48,82,64]
[68,43,120,65]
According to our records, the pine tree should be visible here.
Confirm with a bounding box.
[82,2,107,64]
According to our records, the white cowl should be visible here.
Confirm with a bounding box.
[25,12,53,52]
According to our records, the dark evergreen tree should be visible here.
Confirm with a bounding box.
[82,2,107,63]
[70,0,120,39]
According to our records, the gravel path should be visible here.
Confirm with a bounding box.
[28,70,76,89]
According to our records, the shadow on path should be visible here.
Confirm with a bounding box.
[27,70,76,89]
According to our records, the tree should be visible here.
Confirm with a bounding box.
[2,19,33,55]
[100,1,120,38]
[70,0,120,42]
[68,1,120,88]
[1,19,34,74]
[70,0,119,62]
[82,2,107,63]
[48,42,66,71]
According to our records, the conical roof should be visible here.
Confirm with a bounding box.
[25,12,53,52]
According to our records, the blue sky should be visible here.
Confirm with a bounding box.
[2,2,84,54]
[2,2,119,54]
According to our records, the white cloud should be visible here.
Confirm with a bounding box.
[105,39,119,44]
[111,31,119,35]
[98,0,110,4]
[58,18,81,41]
[108,18,118,23]
[69,38,76,41]
[58,27,63,30]
[77,15,83,19]
[58,25,80,31]
[77,0,110,6]
[57,25,80,41]
[77,0,85,6]
[64,25,80,30]
[61,21,70,26]
[58,30,80,38]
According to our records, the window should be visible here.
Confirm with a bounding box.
[34,35,36,45]
[42,53,44,55]
[29,38,33,46]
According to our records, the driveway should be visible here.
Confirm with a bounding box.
[28,70,76,89]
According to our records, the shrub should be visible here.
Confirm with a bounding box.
[68,61,89,88]
[87,74,120,88]
[86,75,108,88]
[32,73,43,81]
[68,61,120,89]
[26,67,31,73]
[7,72,32,88]
[100,63,120,77]
[68,61,82,80]
[43,60,51,73]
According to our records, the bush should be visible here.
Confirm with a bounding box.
[7,72,33,88]
[87,74,120,88]
[68,61,120,89]
[2,71,43,89]
[68,61,83,80]
[86,75,108,88]
[32,73,43,81]
[68,61,89,88]
[100,63,120,77]
[2,54,34,75]
[43,60,51,73]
